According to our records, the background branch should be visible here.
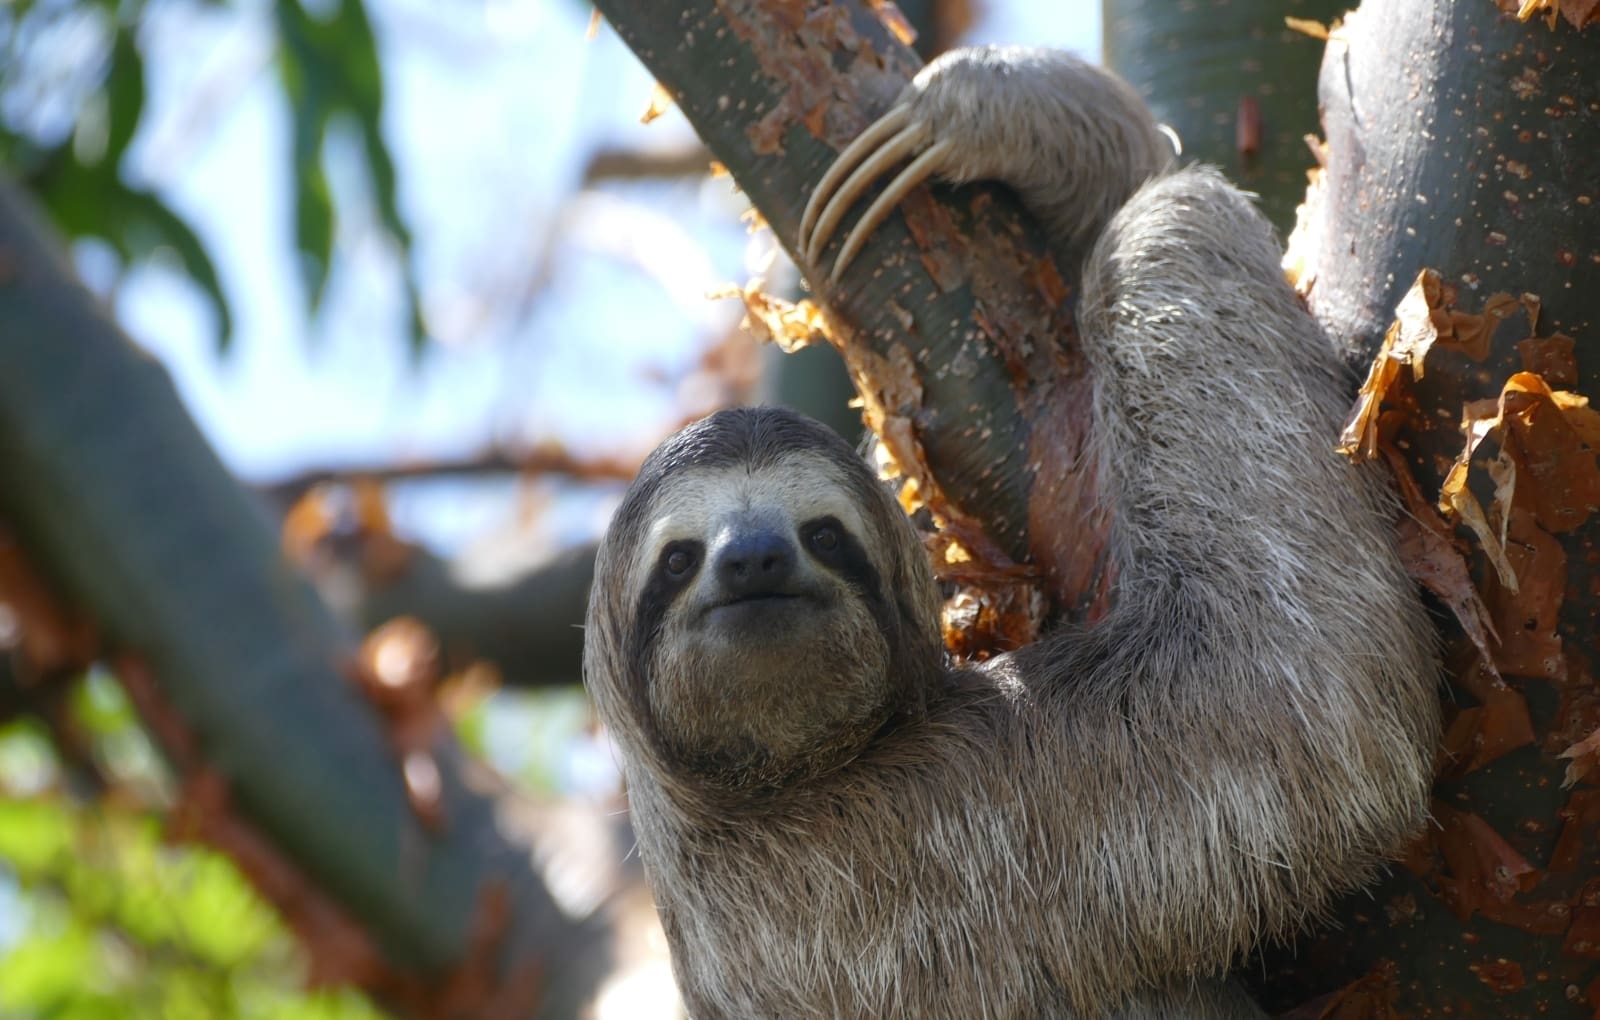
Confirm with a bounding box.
[0,181,608,1014]
[1104,0,1348,232]
[259,448,638,509]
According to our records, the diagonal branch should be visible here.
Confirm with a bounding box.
[593,0,1114,615]
[0,182,608,1014]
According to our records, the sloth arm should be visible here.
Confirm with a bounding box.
[807,47,1439,1008]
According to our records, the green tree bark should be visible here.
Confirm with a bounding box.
[1103,0,1347,233]
[592,0,1115,613]
[1246,3,1600,1014]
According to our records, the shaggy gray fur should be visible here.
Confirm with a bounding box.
[584,47,1440,1019]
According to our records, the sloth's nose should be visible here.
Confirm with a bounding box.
[714,528,796,598]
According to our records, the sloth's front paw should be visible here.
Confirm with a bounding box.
[798,47,1016,284]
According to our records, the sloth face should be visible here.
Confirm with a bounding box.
[586,408,942,788]
[634,453,894,779]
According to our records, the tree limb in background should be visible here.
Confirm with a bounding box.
[260,447,640,509]
[304,531,598,692]
[1103,0,1350,235]
[581,145,715,184]
[0,181,608,1015]
[353,541,596,691]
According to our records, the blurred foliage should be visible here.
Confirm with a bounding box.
[272,0,424,349]
[476,687,594,796]
[0,676,386,1019]
[0,0,422,351]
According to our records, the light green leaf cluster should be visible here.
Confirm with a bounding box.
[0,708,387,1020]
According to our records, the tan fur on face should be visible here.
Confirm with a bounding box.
[638,455,895,782]
[624,455,873,591]
[646,597,889,783]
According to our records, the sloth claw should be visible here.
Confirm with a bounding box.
[799,105,954,285]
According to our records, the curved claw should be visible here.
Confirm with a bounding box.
[828,138,954,284]
[800,106,939,280]
[799,105,911,255]
[804,118,932,268]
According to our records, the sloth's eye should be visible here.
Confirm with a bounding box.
[807,523,841,554]
[663,546,697,578]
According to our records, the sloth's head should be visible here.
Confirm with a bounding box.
[585,408,943,791]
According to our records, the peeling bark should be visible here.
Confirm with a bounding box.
[593,0,1114,616]
[1247,3,1600,1015]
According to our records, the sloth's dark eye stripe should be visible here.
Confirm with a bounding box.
[801,516,897,640]
[800,516,876,590]
[629,539,704,693]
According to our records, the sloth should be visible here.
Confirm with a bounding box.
[584,46,1440,1019]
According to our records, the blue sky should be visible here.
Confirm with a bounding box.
[120,1,719,475]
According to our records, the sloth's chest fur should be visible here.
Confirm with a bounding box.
[629,694,1282,1020]
[633,712,1094,1020]
[656,786,1067,1020]
[647,784,1261,1020]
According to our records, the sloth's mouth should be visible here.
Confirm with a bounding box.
[703,591,814,625]
[715,591,803,610]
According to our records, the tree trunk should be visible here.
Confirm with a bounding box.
[1246,2,1600,1015]
[756,0,969,444]
[592,0,1116,616]
[1103,0,1348,234]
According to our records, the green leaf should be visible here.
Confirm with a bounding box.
[30,154,234,344]
[0,797,74,876]
[258,987,389,1020]
[293,159,336,312]
[0,719,61,793]
[0,921,98,1010]
[115,186,235,342]
[168,852,280,967]
[102,26,145,170]
[69,671,136,738]
[2,11,232,346]
[274,0,424,349]
[453,695,489,758]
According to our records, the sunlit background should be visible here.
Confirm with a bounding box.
[0,1,1095,1016]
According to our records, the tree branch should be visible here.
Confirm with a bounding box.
[0,181,608,1014]
[580,144,714,184]
[1246,2,1600,1013]
[594,0,1114,614]
[258,447,638,509]
[352,542,597,691]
